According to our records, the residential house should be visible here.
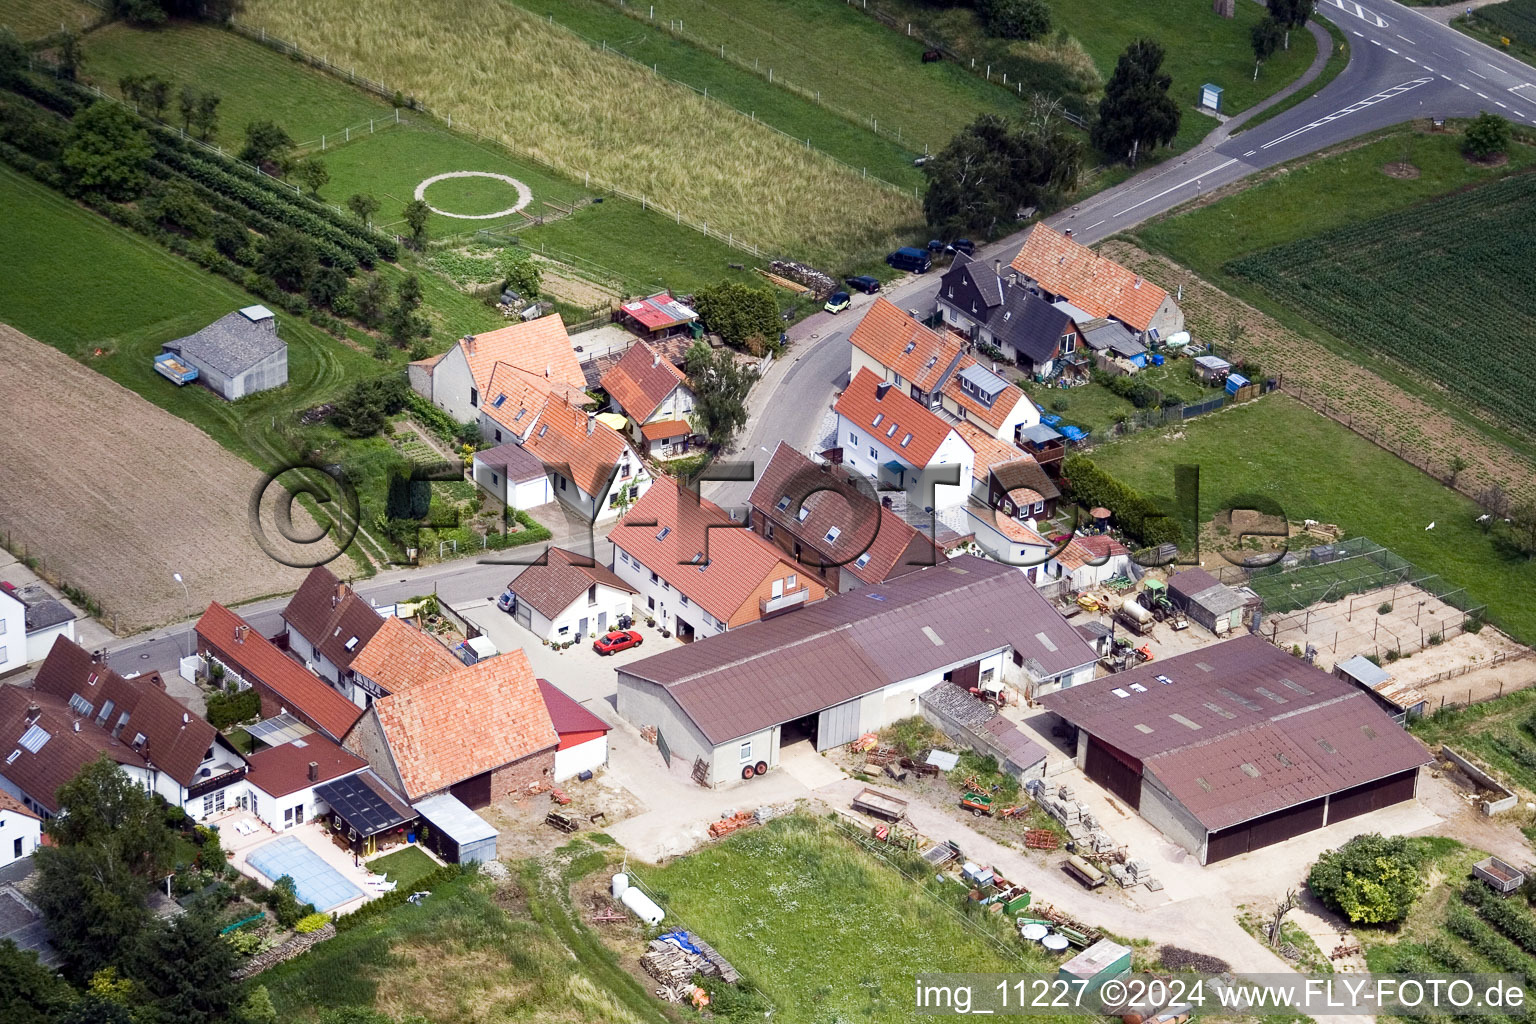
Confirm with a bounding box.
[746,441,943,592]
[600,339,695,443]
[196,602,364,743]
[936,253,1085,377]
[638,419,694,460]
[938,356,1041,443]
[520,399,652,523]
[0,582,78,667]
[1041,635,1430,864]
[471,441,554,511]
[6,638,249,820]
[611,475,827,642]
[158,305,288,400]
[834,368,974,512]
[410,314,588,425]
[477,357,592,447]
[347,615,462,707]
[986,452,1061,522]
[0,790,40,867]
[504,546,636,642]
[279,566,386,693]
[342,650,558,808]
[1010,224,1183,340]
[616,555,1098,786]
[243,732,368,832]
[848,297,966,409]
[537,680,612,781]
[964,498,1052,577]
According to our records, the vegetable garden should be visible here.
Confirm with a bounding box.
[1228,172,1536,438]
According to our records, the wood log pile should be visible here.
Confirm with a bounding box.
[641,935,741,1000]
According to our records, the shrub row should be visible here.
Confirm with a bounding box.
[1446,905,1533,974]
[0,139,63,189]
[486,510,552,549]
[1463,880,1536,955]
[1061,454,1184,548]
[333,864,464,932]
[205,687,261,730]
[406,393,478,447]
[9,74,80,117]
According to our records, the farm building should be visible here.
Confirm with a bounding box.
[471,441,552,511]
[616,555,1097,787]
[620,293,700,340]
[0,582,77,668]
[936,253,1085,378]
[746,442,944,593]
[1010,225,1183,340]
[1167,568,1246,634]
[347,615,462,706]
[835,369,975,513]
[412,793,497,864]
[0,790,40,868]
[1335,654,1427,724]
[849,297,965,409]
[1040,634,1432,864]
[537,679,612,781]
[600,339,695,439]
[505,546,635,643]
[159,305,288,400]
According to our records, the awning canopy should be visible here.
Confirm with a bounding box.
[314,769,415,838]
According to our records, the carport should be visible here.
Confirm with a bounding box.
[412,793,498,864]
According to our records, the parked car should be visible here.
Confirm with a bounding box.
[886,247,932,273]
[844,275,880,294]
[593,629,644,655]
[926,239,946,254]
[949,239,975,256]
[496,590,515,613]
[823,291,851,314]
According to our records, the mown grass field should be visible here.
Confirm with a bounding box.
[0,0,101,40]
[367,846,439,889]
[1087,395,1536,644]
[500,0,924,189]
[240,0,923,263]
[642,813,1070,1024]
[1228,172,1536,438]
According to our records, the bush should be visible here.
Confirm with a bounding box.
[1378,602,1393,615]
[333,865,463,932]
[1050,398,1070,413]
[1463,112,1511,160]
[1306,833,1423,925]
[1464,614,1485,634]
[331,374,410,438]
[263,875,314,929]
[979,0,1051,40]
[1061,454,1184,548]
[293,912,330,934]
[694,280,780,347]
[225,929,264,956]
[205,687,260,729]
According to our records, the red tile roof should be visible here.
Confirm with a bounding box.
[509,546,636,620]
[848,298,965,393]
[32,638,218,787]
[522,396,638,498]
[641,418,692,441]
[369,650,557,799]
[457,314,585,396]
[942,355,1030,432]
[611,475,819,624]
[536,680,612,739]
[245,735,365,799]
[1010,225,1169,333]
[953,420,1025,483]
[601,340,689,423]
[0,789,40,820]
[196,602,363,741]
[281,567,385,672]
[481,361,592,437]
[834,368,957,467]
[349,617,463,697]
[0,687,145,813]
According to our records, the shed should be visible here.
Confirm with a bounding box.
[412,792,499,864]
[1059,939,1132,999]
[161,306,287,400]
[620,292,699,339]
[1335,655,1427,724]
[1166,568,1245,634]
[1192,354,1230,383]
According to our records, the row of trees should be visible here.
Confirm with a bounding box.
[118,74,219,141]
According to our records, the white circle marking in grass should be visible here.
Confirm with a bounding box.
[414,171,532,220]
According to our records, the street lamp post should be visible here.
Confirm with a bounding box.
[172,572,190,660]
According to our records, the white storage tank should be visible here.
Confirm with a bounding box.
[621,885,665,926]
[611,872,629,898]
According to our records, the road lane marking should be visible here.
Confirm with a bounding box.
[1243,149,1257,156]
[1457,47,1472,56]
[1352,30,1363,37]
[1442,75,1453,81]
[1397,33,1413,43]
[1258,79,1434,151]
[1387,47,1399,54]
[1086,219,1106,230]
[1371,38,1381,45]
[1322,0,1389,28]
[1470,69,1487,79]
[1406,57,1418,64]
[1113,158,1239,217]
[1478,92,1490,98]
[1497,101,1509,108]
[1423,65,1434,72]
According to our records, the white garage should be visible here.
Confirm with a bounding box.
[538,680,612,781]
[472,442,553,511]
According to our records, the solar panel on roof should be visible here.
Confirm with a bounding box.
[313,773,410,837]
[19,724,50,753]
[1129,683,1147,692]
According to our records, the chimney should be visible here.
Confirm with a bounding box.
[234,625,247,645]
[1010,272,1019,287]
[875,381,892,401]
[545,364,551,378]
[308,761,319,782]
[463,334,476,355]
[882,496,893,509]
[993,259,1001,278]
[586,412,595,435]
[1064,229,1073,240]
[652,350,660,368]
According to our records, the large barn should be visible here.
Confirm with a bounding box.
[1040,635,1431,864]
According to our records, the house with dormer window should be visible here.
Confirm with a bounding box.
[938,355,1041,443]
[834,368,974,512]
[1009,224,1183,341]
[848,297,967,409]
[936,252,1084,377]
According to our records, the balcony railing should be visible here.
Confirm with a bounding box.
[760,586,810,617]
[187,764,248,799]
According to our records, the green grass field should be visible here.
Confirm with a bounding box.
[1087,395,1536,644]
[1238,16,1350,134]
[642,814,1070,1024]
[0,0,101,40]
[499,0,924,189]
[1464,0,1536,61]
[1023,359,1223,434]
[1412,689,1536,793]
[367,846,439,889]
[1228,172,1536,437]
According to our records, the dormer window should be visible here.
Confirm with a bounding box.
[776,495,791,512]
[797,506,810,522]
[854,552,872,569]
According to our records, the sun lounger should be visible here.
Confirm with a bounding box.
[371,880,397,892]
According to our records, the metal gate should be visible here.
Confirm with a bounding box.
[1326,769,1418,825]
[816,699,863,751]
[656,727,671,767]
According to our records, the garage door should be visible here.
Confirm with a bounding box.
[450,771,493,809]
[1205,797,1327,864]
[816,699,862,751]
[1084,736,1142,810]
[514,600,532,629]
[1326,768,1419,825]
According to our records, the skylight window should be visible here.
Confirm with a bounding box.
[1169,713,1201,730]
[1239,763,1261,778]
[514,409,526,422]
[900,433,913,447]
[68,693,93,717]
[690,552,703,564]
[1111,687,1130,698]
[655,527,671,541]
[1133,723,1154,734]
[824,526,841,543]
[492,394,507,408]
[19,724,50,753]
[1129,683,1147,693]
[4,750,16,765]
[1196,777,1211,792]
[872,413,884,428]
[854,552,872,569]
[1155,674,1173,685]
[345,636,360,651]
[537,424,549,438]
[797,506,810,522]
[776,495,791,512]
[886,422,898,438]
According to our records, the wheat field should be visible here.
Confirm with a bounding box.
[239,0,923,262]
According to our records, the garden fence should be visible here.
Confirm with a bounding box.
[227,20,782,261]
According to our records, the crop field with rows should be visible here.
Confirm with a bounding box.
[1477,0,1536,47]
[1228,172,1536,438]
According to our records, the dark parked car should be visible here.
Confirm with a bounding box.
[949,239,976,256]
[593,629,644,655]
[844,275,880,294]
[886,247,932,273]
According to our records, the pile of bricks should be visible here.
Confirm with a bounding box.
[708,811,756,838]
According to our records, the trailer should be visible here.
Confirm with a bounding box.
[851,787,908,823]
[1063,854,1106,889]
[1473,856,1526,895]
[1116,600,1155,636]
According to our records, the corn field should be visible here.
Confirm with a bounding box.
[240,0,923,262]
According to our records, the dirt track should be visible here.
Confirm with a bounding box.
[0,324,312,633]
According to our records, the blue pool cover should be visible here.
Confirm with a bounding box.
[246,835,364,912]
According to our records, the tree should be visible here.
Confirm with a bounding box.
[694,281,780,348]
[1268,0,1312,29]
[351,274,392,328]
[1251,17,1284,66]
[294,157,329,196]
[307,264,350,309]
[191,91,220,142]
[1511,500,1536,559]
[236,986,279,1024]
[0,940,75,1024]
[923,112,1081,234]
[684,341,757,447]
[119,74,146,108]
[499,248,541,299]
[1463,112,1511,160]
[147,182,213,237]
[1266,888,1299,947]
[256,227,317,292]
[1306,833,1423,925]
[331,375,408,437]
[129,910,241,1024]
[238,119,293,168]
[115,0,169,25]
[346,192,380,227]
[979,0,1051,40]
[178,84,199,134]
[47,757,176,874]
[388,274,428,345]
[61,101,151,199]
[212,214,250,259]
[60,997,135,1024]
[0,27,28,88]
[56,31,82,82]
[402,198,430,246]
[1091,39,1181,165]
[141,74,171,121]
[1446,454,1469,488]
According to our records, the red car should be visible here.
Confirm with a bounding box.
[592,630,643,655]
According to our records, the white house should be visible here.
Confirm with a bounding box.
[0,583,78,667]
[0,790,41,867]
[964,500,1053,581]
[599,339,695,439]
[0,587,26,676]
[243,734,368,832]
[835,368,974,513]
[471,441,554,512]
[521,399,652,524]
[848,297,966,409]
[505,546,636,643]
[538,680,612,782]
[937,356,1041,444]
[1043,535,1133,591]
[411,314,589,426]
